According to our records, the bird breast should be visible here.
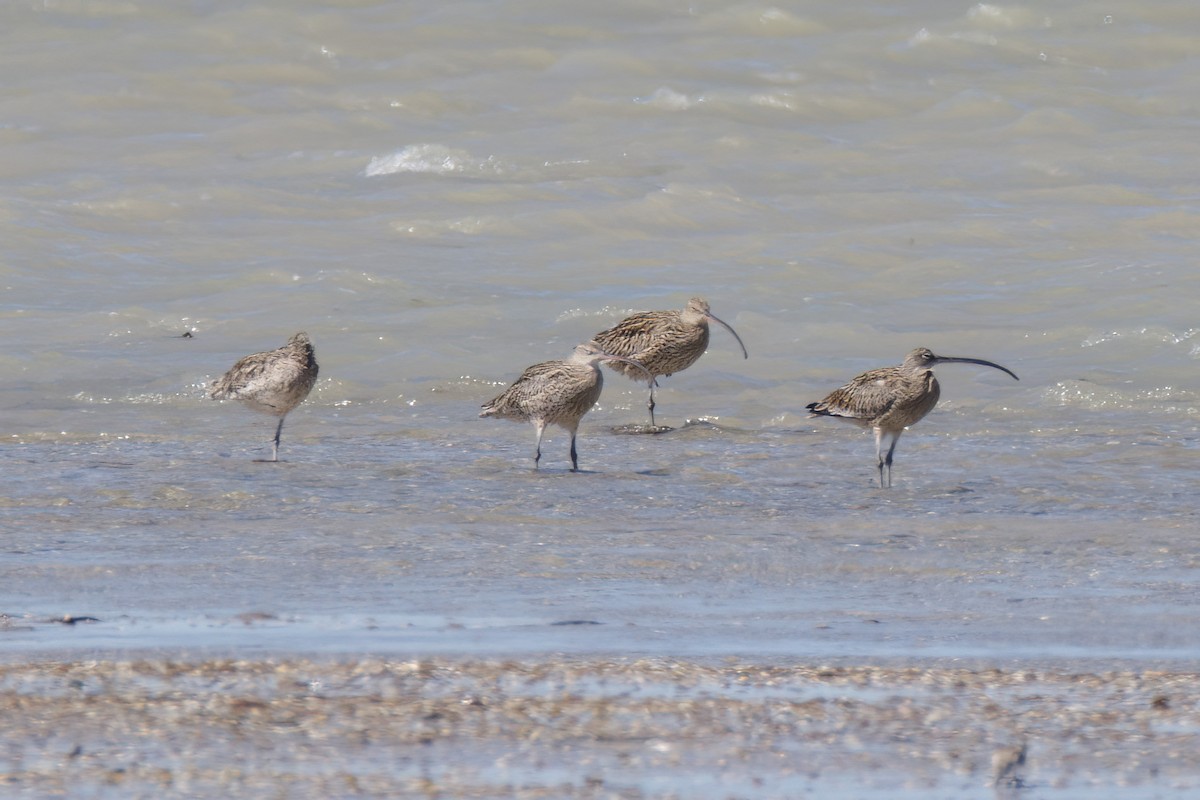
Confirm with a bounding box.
[876,371,940,429]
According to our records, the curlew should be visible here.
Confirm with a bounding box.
[210,332,319,462]
[806,347,1018,488]
[480,341,649,471]
[591,297,748,430]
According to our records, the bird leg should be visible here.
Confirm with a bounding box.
[532,421,547,470]
[566,421,582,471]
[255,417,286,463]
[873,428,886,488]
[645,378,661,428]
[884,430,903,488]
[874,428,902,488]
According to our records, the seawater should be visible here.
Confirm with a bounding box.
[1,1,1198,663]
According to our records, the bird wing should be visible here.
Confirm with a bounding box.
[807,370,898,422]
[211,352,266,398]
[223,350,297,394]
[592,310,675,358]
[482,360,583,416]
[513,360,576,394]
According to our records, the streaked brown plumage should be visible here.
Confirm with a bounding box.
[210,332,319,462]
[591,297,748,428]
[806,347,1018,488]
[480,341,648,471]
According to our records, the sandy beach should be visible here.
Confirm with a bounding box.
[2,656,1197,798]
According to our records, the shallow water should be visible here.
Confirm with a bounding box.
[4,0,1200,657]
[2,1,1200,794]
[3,421,1198,667]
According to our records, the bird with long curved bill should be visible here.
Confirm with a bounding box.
[591,297,748,432]
[806,347,1018,488]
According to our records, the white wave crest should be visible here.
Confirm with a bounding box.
[365,144,504,177]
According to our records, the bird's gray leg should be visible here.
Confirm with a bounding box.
[270,416,285,462]
[532,421,546,470]
[873,427,886,488]
[646,380,657,428]
[567,421,581,471]
[883,430,902,489]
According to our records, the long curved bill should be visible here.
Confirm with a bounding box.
[706,311,749,359]
[933,356,1019,381]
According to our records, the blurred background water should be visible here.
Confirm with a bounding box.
[1,0,1199,665]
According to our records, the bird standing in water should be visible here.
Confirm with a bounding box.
[480,341,649,471]
[210,332,319,462]
[806,347,1018,488]
[591,297,748,431]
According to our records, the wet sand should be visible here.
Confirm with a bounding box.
[3,656,1197,798]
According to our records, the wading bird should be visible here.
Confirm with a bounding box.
[480,341,649,471]
[806,347,1018,488]
[210,332,318,462]
[591,297,748,430]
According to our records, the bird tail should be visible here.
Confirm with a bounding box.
[805,401,833,418]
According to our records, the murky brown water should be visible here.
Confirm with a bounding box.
[4,0,1200,796]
